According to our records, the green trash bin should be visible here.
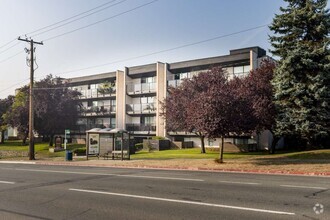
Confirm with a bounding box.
[65,150,72,161]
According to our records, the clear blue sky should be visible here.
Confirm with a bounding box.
[0,0,295,98]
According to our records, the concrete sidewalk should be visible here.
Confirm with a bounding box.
[19,157,330,177]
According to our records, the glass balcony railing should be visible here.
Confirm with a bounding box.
[126,103,156,114]
[81,105,116,116]
[167,79,182,88]
[78,87,116,99]
[126,123,156,134]
[126,82,156,95]
[75,124,116,133]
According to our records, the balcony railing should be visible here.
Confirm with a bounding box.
[126,103,156,114]
[167,79,183,88]
[126,123,156,134]
[126,82,156,95]
[75,124,116,133]
[78,87,116,99]
[81,105,116,116]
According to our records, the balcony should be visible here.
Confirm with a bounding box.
[167,79,182,88]
[127,82,156,95]
[81,105,116,116]
[126,123,156,134]
[78,87,116,99]
[126,103,156,115]
[75,124,116,133]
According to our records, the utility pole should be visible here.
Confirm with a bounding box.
[18,37,43,160]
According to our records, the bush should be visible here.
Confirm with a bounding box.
[73,147,86,155]
[135,143,143,151]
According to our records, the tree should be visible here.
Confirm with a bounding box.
[0,96,14,144]
[269,0,330,148]
[3,88,30,145]
[243,59,277,152]
[195,68,256,162]
[161,76,208,153]
[33,75,81,146]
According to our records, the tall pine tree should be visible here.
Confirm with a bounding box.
[270,0,330,148]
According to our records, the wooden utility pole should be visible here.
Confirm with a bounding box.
[18,37,43,160]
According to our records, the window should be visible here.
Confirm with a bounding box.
[141,116,155,125]
[141,96,155,104]
[141,77,155,83]
[110,118,116,128]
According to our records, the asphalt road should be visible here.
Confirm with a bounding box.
[0,163,328,220]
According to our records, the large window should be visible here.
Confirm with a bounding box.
[233,65,250,78]
[140,96,155,104]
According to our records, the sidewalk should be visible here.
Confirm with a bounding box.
[25,157,330,177]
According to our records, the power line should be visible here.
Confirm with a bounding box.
[1,24,268,96]
[31,0,127,38]
[26,0,118,36]
[43,0,159,42]
[0,0,123,53]
[0,50,24,64]
[0,42,21,55]
[0,38,17,50]
[54,24,269,76]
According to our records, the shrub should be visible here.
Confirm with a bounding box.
[135,143,143,151]
[73,147,86,155]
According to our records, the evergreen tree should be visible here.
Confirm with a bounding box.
[269,0,330,148]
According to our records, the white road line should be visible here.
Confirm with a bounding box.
[280,185,327,190]
[219,180,260,185]
[13,168,203,182]
[119,174,204,182]
[69,188,295,216]
[0,181,15,184]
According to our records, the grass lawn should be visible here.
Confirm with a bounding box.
[0,140,85,159]
[1,140,329,162]
[131,148,330,160]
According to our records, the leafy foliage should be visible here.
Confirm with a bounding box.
[0,95,14,143]
[269,0,330,147]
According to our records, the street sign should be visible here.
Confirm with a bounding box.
[65,129,70,135]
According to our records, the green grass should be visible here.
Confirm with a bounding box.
[1,140,329,161]
[0,140,85,159]
[131,148,268,160]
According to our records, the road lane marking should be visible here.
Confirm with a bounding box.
[280,185,327,190]
[219,181,260,185]
[69,188,295,216]
[0,181,15,184]
[12,168,203,182]
[119,174,204,182]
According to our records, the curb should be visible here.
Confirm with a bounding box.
[32,161,330,177]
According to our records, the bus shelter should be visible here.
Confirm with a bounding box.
[86,128,130,160]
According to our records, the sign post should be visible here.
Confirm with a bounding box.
[64,129,70,150]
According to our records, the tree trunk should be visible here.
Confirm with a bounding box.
[0,130,5,144]
[22,132,28,145]
[200,135,206,154]
[49,134,54,147]
[219,136,224,163]
[269,131,278,154]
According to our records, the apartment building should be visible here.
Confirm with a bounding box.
[68,46,271,148]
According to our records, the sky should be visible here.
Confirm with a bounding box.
[0,0,290,98]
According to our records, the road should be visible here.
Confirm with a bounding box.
[0,163,328,220]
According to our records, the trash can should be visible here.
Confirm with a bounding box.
[65,150,72,161]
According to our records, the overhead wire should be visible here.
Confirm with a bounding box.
[25,0,118,36]
[31,0,127,38]
[53,24,269,76]
[1,24,268,96]
[43,0,159,42]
